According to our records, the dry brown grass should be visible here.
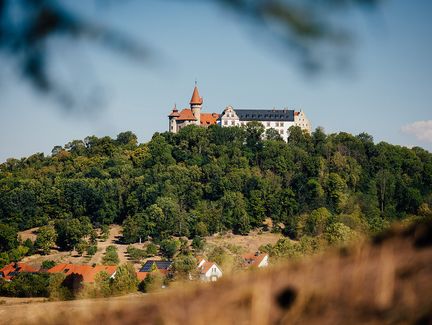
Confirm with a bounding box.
[4,221,432,324]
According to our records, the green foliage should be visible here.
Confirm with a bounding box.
[93,271,112,297]
[324,222,356,245]
[86,245,97,256]
[110,263,138,295]
[172,255,197,280]
[127,245,146,262]
[0,127,431,253]
[207,246,228,266]
[41,260,56,270]
[139,264,165,293]
[160,238,179,259]
[146,242,158,256]
[0,273,50,297]
[102,245,120,265]
[54,218,91,251]
[35,225,57,255]
[0,223,18,252]
[192,236,205,251]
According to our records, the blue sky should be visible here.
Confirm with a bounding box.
[0,0,431,162]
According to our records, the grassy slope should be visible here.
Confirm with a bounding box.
[3,221,432,324]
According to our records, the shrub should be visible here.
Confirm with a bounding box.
[110,263,138,295]
[127,246,146,262]
[191,236,205,251]
[102,246,120,265]
[160,239,179,259]
[87,245,97,256]
[172,255,197,280]
[41,260,56,270]
[146,243,158,256]
[0,273,50,297]
[325,222,356,245]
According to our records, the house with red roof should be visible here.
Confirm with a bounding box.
[242,252,269,268]
[47,264,117,283]
[168,84,219,133]
[197,258,222,282]
[0,262,38,281]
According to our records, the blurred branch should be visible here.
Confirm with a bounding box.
[0,0,379,109]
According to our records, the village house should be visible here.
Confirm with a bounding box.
[0,262,37,281]
[197,258,223,282]
[242,252,269,268]
[137,260,173,281]
[47,263,117,283]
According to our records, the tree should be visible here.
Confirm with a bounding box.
[160,239,179,259]
[110,264,138,295]
[325,222,355,245]
[55,218,91,251]
[92,271,112,297]
[146,243,158,257]
[139,263,164,293]
[172,255,197,280]
[35,225,57,255]
[304,208,331,237]
[102,246,120,265]
[0,223,18,252]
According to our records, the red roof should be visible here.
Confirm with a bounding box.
[177,109,197,121]
[136,272,148,281]
[242,253,268,268]
[200,113,220,126]
[169,104,180,117]
[0,262,37,280]
[199,261,215,274]
[190,86,203,105]
[48,264,117,283]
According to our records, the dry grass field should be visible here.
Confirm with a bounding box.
[3,220,432,325]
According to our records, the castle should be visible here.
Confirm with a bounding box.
[168,85,312,141]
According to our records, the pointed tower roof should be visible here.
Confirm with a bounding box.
[168,103,180,117]
[190,86,203,105]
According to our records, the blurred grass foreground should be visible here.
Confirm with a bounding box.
[1,219,431,325]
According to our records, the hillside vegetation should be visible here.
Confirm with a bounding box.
[2,220,431,324]
[0,124,431,266]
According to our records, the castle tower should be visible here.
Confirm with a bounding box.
[190,84,203,126]
[168,104,180,133]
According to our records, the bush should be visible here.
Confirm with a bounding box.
[160,239,179,259]
[0,273,50,297]
[325,222,356,245]
[191,236,205,251]
[139,269,164,293]
[146,243,158,256]
[127,246,146,262]
[102,246,120,265]
[76,240,89,256]
[172,255,197,280]
[41,260,56,270]
[87,245,97,256]
[110,263,138,295]
[48,273,72,301]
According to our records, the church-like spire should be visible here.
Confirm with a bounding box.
[190,85,203,105]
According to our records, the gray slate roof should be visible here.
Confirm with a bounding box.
[234,109,294,122]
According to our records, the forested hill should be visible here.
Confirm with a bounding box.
[1,124,431,240]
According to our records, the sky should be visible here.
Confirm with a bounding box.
[0,0,431,162]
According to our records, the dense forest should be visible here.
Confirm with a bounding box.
[1,124,431,250]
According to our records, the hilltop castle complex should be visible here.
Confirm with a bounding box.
[168,85,312,141]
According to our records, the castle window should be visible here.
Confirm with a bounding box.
[224,121,227,125]
[231,121,235,125]
[267,122,270,127]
